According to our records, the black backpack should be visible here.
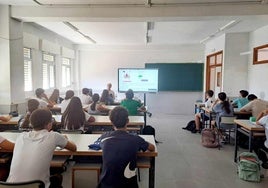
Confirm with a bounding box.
[142,125,160,143]
[182,120,196,132]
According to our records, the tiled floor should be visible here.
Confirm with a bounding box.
[62,113,268,188]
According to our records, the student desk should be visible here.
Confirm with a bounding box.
[233,108,252,119]
[234,119,265,162]
[0,133,158,188]
[52,115,144,133]
[0,116,22,131]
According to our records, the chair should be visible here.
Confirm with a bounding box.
[218,116,236,150]
[0,180,45,188]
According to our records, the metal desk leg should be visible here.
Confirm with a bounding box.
[149,157,155,188]
[234,124,238,162]
[249,131,253,152]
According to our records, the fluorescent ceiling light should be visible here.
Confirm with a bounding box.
[219,20,238,31]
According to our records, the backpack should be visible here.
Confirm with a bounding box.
[238,152,261,182]
[182,120,196,132]
[142,125,160,143]
[201,128,219,148]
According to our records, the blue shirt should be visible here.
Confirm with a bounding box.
[232,98,249,108]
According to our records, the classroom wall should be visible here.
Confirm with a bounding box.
[78,44,204,115]
[248,25,268,100]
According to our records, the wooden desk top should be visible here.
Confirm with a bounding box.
[233,108,252,115]
[234,119,264,131]
[52,115,144,127]
[0,133,157,157]
[0,116,22,125]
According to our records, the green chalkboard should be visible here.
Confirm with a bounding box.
[145,63,203,91]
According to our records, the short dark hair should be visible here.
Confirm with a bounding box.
[206,90,214,97]
[125,89,134,100]
[30,109,52,130]
[35,88,45,97]
[248,94,257,101]
[240,90,249,98]
[82,88,90,95]
[65,90,75,100]
[109,106,129,128]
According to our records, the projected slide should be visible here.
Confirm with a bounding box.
[118,68,158,93]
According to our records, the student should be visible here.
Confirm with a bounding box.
[240,94,268,118]
[60,90,75,113]
[88,93,110,115]
[107,83,115,100]
[34,88,54,108]
[100,89,114,105]
[20,99,40,129]
[0,136,14,181]
[98,106,155,188]
[254,109,268,168]
[192,90,214,133]
[232,90,249,108]
[0,115,12,122]
[120,89,145,115]
[80,88,92,105]
[49,89,63,105]
[61,97,95,131]
[211,92,234,127]
[7,109,77,188]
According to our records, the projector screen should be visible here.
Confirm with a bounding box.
[118,68,158,93]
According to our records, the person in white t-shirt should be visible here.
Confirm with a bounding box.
[107,83,115,100]
[7,109,77,188]
[0,136,14,181]
[34,88,54,109]
[191,90,214,133]
[60,90,75,113]
[254,109,268,168]
[80,88,92,105]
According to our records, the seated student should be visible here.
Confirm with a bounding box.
[34,88,54,108]
[231,90,249,108]
[211,92,234,127]
[49,89,63,105]
[254,109,268,168]
[61,97,95,131]
[107,83,115,100]
[20,99,40,129]
[88,93,110,115]
[120,89,145,116]
[7,109,77,188]
[0,115,12,122]
[240,94,268,118]
[100,89,114,105]
[60,90,75,113]
[192,90,214,133]
[97,106,155,188]
[80,88,92,105]
[0,136,14,181]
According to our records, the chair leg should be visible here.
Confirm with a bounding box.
[137,168,141,182]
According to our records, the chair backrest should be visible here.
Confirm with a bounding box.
[220,116,236,125]
[59,129,83,134]
[0,180,45,188]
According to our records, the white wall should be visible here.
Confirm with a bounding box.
[248,25,268,100]
[78,44,204,115]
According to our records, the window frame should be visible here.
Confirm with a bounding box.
[61,57,72,88]
[253,44,268,65]
[23,47,33,92]
[42,52,56,89]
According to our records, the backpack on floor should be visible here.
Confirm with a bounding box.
[238,152,261,182]
[201,128,219,148]
[182,120,196,132]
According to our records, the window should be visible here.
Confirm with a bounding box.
[253,44,268,65]
[42,53,55,89]
[62,57,71,87]
[23,47,33,91]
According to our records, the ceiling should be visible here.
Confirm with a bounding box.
[1,0,268,45]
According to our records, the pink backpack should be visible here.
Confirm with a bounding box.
[201,128,219,148]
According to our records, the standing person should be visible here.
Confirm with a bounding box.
[192,90,214,133]
[120,89,145,115]
[232,90,249,108]
[7,109,77,188]
[80,88,92,105]
[107,83,115,100]
[97,106,155,188]
[49,89,63,105]
[60,90,75,113]
[61,97,95,131]
[240,94,268,118]
[34,88,54,108]
[211,92,234,127]
[100,89,114,105]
